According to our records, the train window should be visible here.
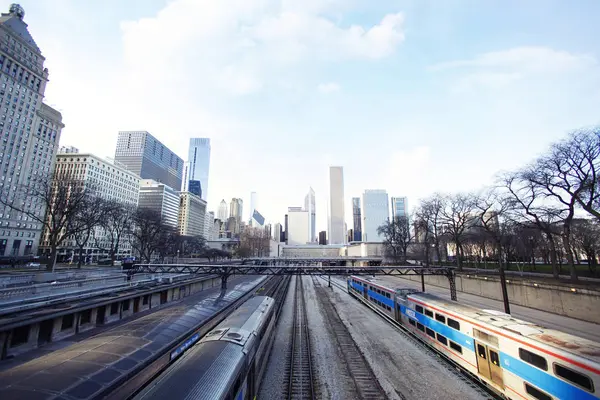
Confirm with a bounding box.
[386,293,391,298]
[426,327,435,338]
[449,341,463,354]
[524,383,552,400]
[435,314,446,324]
[477,344,487,359]
[416,305,424,314]
[417,322,425,332]
[519,348,548,371]
[436,333,448,346]
[425,309,434,318]
[408,319,416,326]
[553,363,594,392]
[490,350,500,366]
[447,318,460,330]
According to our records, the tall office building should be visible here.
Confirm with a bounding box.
[178,192,207,237]
[182,138,210,200]
[206,211,215,240]
[352,197,362,242]
[304,187,316,242]
[328,166,345,244]
[287,206,309,245]
[391,196,408,219]
[138,179,180,228]
[229,198,243,221]
[249,191,257,222]
[115,131,183,191]
[217,199,228,221]
[272,222,282,242]
[0,5,64,256]
[361,189,389,242]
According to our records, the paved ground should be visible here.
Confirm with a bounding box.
[378,276,600,342]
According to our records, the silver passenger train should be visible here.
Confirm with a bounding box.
[348,275,600,400]
[136,296,277,400]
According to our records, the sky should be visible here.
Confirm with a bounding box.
[9,0,600,233]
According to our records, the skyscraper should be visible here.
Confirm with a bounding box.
[115,131,183,190]
[138,179,181,228]
[0,5,64,256]
[178,192,207,237]
[352,197,362,241]
[328,166,345,244]
[304,187,316,242]
[217,199,228,221]
[229,198,243,221]
[287,206,309,245]
[249,191,257,222]
[391,196,408,219]
[361,189,389,242]
[182,138,210,200]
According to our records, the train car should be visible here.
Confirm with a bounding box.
[347,275,399,319]
[135,296,276,400]
[348,275,600,400]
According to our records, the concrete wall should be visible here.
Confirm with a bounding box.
[399,274,600,324]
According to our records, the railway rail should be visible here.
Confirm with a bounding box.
[311,276,388,400]
[319,275,498,400]
[285,277,315,400]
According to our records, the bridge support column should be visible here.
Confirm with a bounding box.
[420,269,425,292]
[447,270,457,301]
[220,272,229,291]
[328,275,331,288]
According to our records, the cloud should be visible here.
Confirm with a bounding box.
[120,0,405,96]
[317,82,340,93]
[429,46,598,90]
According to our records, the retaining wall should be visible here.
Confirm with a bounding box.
[400,273,600,324]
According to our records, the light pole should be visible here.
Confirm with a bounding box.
[176,250,180,264]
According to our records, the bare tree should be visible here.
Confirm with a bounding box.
[70,194,107,268]
[0,175,96,271]
[473,189,514,268]
[439,193,476,270]
[238,227,270,258]
[129,208,165,263]
[503,173,565,279]
[95,201,135,266]
[571,218,600,274]
[416,194,446,265]
[377,216,413,264]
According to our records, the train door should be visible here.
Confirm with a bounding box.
[363,284,368,300]
[474,341,504,389]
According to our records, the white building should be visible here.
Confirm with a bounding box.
[328,166,345,244]
[217,199,228,221]
[361,189,389,242]
[182,138,210,200]
[40,152,141,261]
[272,222,282,242]
[304,187,316,242]
[287,207,310,246]
[139,179,180,228]
[178,192,207,237]
[0,5,65,257]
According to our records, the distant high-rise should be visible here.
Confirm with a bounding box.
[217,199,228,221]
[391,197,408,219]
[328,166,346,244]
[182,138,210,200]
[139,179,180,228]
[115,131,183,190]
[287,207,309,245]
[362,190,389,242]
[352,197,362,241]
[0,5,65,256]
[304,187,316,242]
[318,231,327,245]
[229,198,243,221]
[178,192,207,237]
[249,191,258,222]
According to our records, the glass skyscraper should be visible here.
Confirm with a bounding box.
[391,196,408,219]
[114,131,183,191]
[183,138,210,200]
[361,190,389,242]
[352,197,362,241]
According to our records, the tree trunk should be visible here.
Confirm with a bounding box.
[47,245,59,272]
[547,234,559,279]
[561,228,577,282]
[455,241,463,271]
[77,247,84,268]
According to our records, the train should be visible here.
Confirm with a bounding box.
[135,296,277,400]
[347,275,600,400]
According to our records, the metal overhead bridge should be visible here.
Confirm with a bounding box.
[131,263,458,300]
[240,256,384,265]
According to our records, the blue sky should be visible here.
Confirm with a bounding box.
[10,0,600,232]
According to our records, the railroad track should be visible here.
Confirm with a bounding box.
[311,276,388,400]
[285,277,315,400]
[318,275,498,400]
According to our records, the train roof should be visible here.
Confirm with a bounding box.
[409,292,600,365]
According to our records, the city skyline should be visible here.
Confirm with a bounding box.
[17,1,600,235]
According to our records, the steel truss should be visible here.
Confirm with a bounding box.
[132,264,458,300]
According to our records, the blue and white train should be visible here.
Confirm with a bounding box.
[347,275,600,400]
